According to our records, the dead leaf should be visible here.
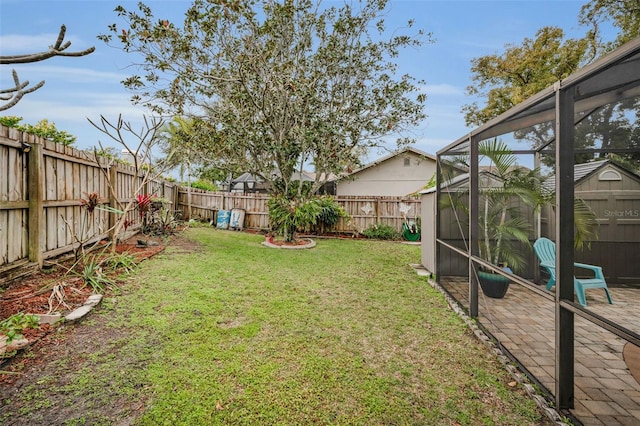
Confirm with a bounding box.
[216,400,225,410]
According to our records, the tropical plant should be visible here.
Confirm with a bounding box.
[106,252,138,275]
[311,197,350,235]
[475,140,547,272]
[267,196,323,243]
[441,138,598,274]
[145,206,180,237]
[136,193,155,222]
[79,257,115,293]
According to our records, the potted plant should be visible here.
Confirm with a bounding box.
[474,139,542,297]
[441,138,598,298]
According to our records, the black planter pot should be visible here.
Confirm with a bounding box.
[477,270,510,299]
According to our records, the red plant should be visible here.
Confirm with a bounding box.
[80,192,100,214]
[136,193,155,220]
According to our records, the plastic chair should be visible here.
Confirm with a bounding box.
[533,237,613,307]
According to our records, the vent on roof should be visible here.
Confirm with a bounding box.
[404,157,411,167]
[599,169,621,181]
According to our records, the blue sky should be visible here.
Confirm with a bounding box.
[0,0,599,158]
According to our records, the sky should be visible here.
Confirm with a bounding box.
[0,0,602,162]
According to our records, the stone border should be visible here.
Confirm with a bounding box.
[1,294,103,358]
[262,238,316,250]
[65,294,103,321]
[408,263,567,426]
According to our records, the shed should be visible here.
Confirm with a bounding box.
[542,159,640,284]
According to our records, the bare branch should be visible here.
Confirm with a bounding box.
[0,24,95,110]
[0,25,95,64]
[0,69,45,111]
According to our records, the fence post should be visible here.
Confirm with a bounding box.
[27,140,44,268]
[108,165,118,241]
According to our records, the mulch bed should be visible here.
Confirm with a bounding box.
[0,234,168,373]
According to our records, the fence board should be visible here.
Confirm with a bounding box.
[1,122,422,282]
[174,190,421,233]
[0,211,7,263]
[1,124,180,282]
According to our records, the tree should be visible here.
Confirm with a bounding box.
[463,0,640,128]
[99,0,430,199]
[87,114,169,251]
[462,1,640,171]
[0,25,95,111]
[158,116,206,219]
[462,26,590,127]
[579,0,640,54]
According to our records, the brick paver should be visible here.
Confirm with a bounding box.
[440,278,640,425]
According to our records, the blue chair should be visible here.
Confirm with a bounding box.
[533,237,613,307]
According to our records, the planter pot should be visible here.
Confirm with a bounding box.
[477,270,511,299]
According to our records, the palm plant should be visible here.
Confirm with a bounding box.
[476,139,547,273]
[441,138,598,274]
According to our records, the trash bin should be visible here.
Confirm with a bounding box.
[216,210,231,229]
[230,208,245,230]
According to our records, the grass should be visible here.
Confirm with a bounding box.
[3,228,548,425]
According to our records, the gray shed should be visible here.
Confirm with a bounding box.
[542,159,640,284]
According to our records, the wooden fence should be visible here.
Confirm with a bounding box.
[0,125,177,284]
[176,189,421,234]
[1,123,421,284]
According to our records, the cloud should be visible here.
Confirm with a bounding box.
[0,33,62,53]
[2,64,126,84]
[420,83,465,96]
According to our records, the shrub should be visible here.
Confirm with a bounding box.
[362,223,401,240]
[188,179,218,191]
[0,116,76,145]
[311,197,350,234]
[267,196,322,242]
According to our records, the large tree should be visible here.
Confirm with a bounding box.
[463,0,640,128]
[461,0,640,169]
[462,26,590,127]
[99,0,430,198]
[579,0,640,53]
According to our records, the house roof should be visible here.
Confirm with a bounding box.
[342,146,436,178]
[303,171,338,182]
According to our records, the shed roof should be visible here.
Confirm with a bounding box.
[540,159,640,191]
[574,159,640,183]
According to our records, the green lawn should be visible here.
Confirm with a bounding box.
[4,228,549,425]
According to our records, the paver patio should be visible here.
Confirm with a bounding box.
[439,278,640,426]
